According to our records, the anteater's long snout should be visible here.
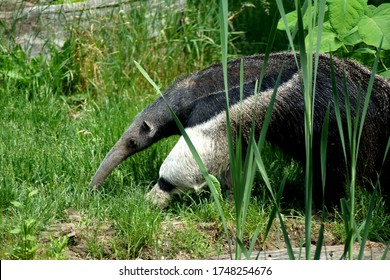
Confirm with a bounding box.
[89,145,128,190]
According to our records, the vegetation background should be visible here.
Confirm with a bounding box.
[0,0,389,259]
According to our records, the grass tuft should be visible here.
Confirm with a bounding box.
[0,0,388,260]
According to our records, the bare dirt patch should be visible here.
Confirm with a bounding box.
[40,208,116,260]
[39,208,388,260]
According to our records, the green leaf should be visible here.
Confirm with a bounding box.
[353,47,376,55]
[306,22,343,52]
[363,5,376,17]
[328,0,366,36]
[277,6,315,31]
[342,28,363,45]
[358,4,390,50]
[380,70,390,78]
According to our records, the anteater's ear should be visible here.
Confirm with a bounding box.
[142,120,154,132]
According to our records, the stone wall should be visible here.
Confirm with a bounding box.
[0,0,186,56]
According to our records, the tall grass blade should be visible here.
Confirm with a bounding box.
[356,39,382,153]
[253,146,294,259]
[350,40,382,259]
[357,181,378,259]
[234,60,245,216]
[276,177,295,260]
[311,0,327,113]
[253,59,284,195]
[236,238,250,260]
[253,143,294,259]
[340,229,354,260]
[298,237,305,260]
[255,66,283,152]
[134,60,232,255]
[249,219,263,258]
[383,137,390,167]
[219,0,287,259]
[314,105,330,260]
[382,243,389,260]
[320,106,330,191]
[219,0,231,154]
[329,54,348,164]
[357,45,387,258]
[309,0,326,259]
[249,34,288,258]
[314,223,325,260]
[340,198,353,259]
[259,174,287,247]
[295,0,315,260]
[239,14,281,249]
[330,55,354,259]
[275,0,297,55]
[340,198,350,234]
[219,0,241,259]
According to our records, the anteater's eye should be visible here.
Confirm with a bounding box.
[128,138,137,148]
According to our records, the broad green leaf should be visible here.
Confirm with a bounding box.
[380,70,390,78]
[364,4,377,17]
[277,6,315,31]
[358,4,390,50]
[306,22,343,52]
[328,0,366,36]
[343,29,363,46]
[353,47,376,55]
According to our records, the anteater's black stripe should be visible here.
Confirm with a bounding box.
[158,177,176,192]
[185,68,297,128]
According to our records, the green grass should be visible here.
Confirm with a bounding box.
[0,0,389,260]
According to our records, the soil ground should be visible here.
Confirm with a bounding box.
[40,208,389,260]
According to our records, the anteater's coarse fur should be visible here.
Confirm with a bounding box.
[90,53,390,208]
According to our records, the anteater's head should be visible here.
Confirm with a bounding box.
[89,117,156,190]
